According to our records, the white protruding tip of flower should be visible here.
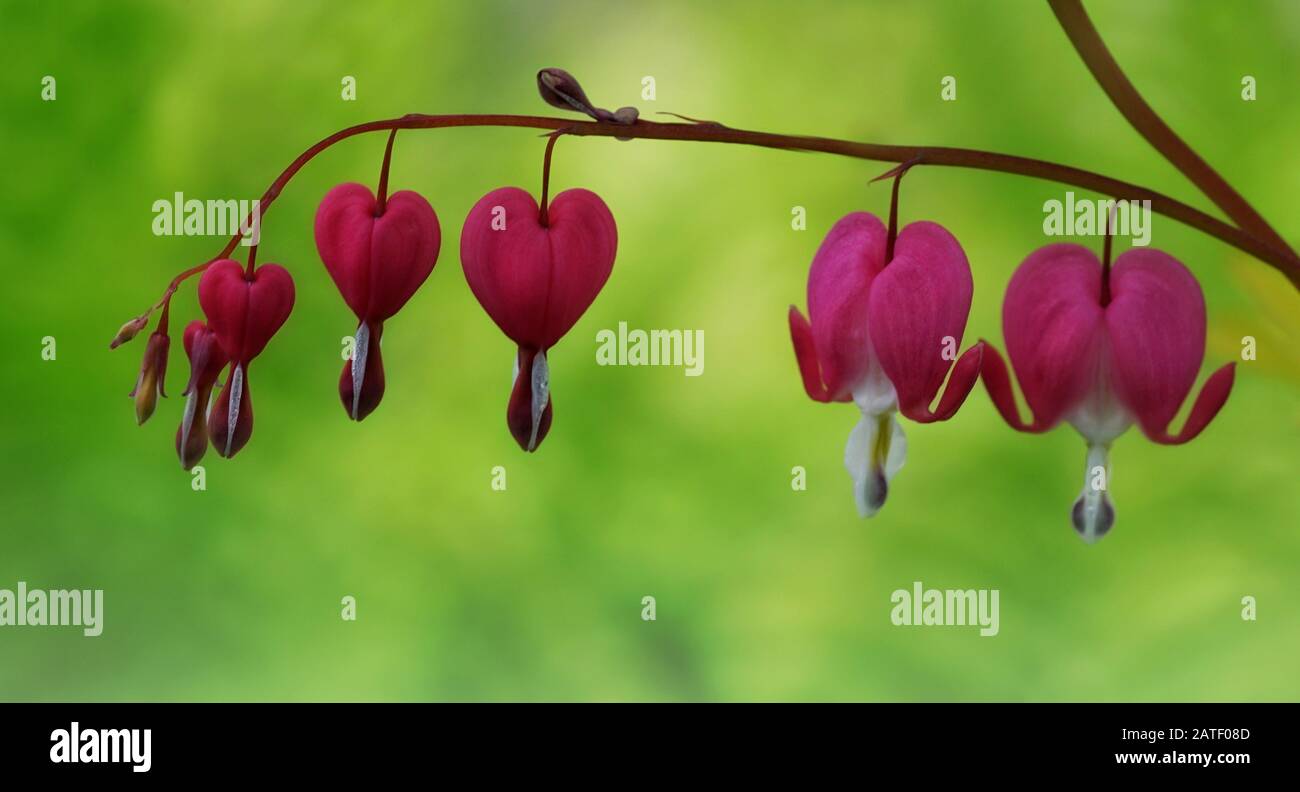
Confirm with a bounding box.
[351,322,370,420]
[527,351,550,452]
[225,363,244,458]
[1071,442,1115,544]
[179,389,199,464]
[206,380,220,424]
[844,364,903,518]
[845,411,906,518]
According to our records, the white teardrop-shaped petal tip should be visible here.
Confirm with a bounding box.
[845,411,907,519]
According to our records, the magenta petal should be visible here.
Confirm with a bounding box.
[179,320,228,397]
[543,189,618,346]
[314,183,440,322]
[1106,248,1230,443]
[788,306,833,402]
[979,341,1047,433]
[1147,362,1235,444]
[314,183,375,318]
[1001,243,1106,430]
[866,221,974,421]
[460,187,616,350]
[368,190,440,319]
[802,212,886,401]
[198,259,296,363]
[923,341,985,423]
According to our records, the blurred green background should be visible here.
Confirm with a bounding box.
[1,0,1297,701]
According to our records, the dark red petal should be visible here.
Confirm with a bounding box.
[199,260,295,363]
[314,183,377,318]
[314,183,440,322]
[507,347,553,452]
[367,190,440,320]
[460,187,615,350]
[181,321,229,397]
[209,365,254,458]
[339,322,386,421]
[542,189,617,347]
[175,386,211,470]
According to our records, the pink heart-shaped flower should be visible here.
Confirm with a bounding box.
[198,259,296,364]
[198,259,295,458]
[460,186,616,351]
[314,182,440,421]
[460,186,616,452]
[314,182,440,322]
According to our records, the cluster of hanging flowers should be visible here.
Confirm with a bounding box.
[788,168,1234,541]
[116,69,1239,544]
[116,69,621,471]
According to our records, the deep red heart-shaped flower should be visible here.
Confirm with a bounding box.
[198,259,295,458]
[315,182,440,322]
[461,187,615,350]
[460,186,616,451]
[314,182,440,420]
[199,259,296,366]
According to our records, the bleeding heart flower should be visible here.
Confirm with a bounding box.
[175,320,229,470]
[460,186,617,451]
[981,243,1235,543]
[788,212,984,517]
[314,182,440,420]
[198,259,296,458]
[129,330,170,425]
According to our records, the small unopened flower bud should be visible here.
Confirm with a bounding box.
[109,315,150,349]
[537,68,598,116]
[129,331,170,425]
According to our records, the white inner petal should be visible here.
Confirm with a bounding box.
[180,389,199,458]
[844,409,907,518]
[351,322,370,420]
[850,345,897,417]
[1066,343,1131,445]
[225,364,244,457]
[528,351,550,452]
[206,380,220,424]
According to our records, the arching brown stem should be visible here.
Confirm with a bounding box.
[121,106,1300,340]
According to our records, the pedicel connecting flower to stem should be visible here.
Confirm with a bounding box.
[110,0,1299,540]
